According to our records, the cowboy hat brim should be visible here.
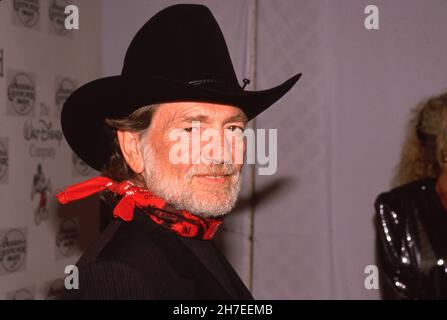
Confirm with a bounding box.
[61,72,302,171]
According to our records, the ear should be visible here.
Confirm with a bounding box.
[116,130,144,174]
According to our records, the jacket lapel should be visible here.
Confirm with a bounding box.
[178,236,243,298]
[133,208,235,299]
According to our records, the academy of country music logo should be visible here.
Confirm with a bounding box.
[31,163,52,225]
[7,70,36,116]
[49,0,71,36]
[23,118,63,160]
[55,77,76,117]
[0,228,27,275]
[55,218,79,259]
[13,0,40,28]
[0,138,9,184]
[72,152,92,176]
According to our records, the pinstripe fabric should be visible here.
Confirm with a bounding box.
[62,207,254,300]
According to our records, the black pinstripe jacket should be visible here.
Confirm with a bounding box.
[62,206,254,300]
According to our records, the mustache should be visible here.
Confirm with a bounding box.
[185,163,239,179]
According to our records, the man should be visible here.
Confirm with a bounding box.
[57,4,301,299]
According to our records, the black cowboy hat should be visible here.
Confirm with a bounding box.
[61,4,302,171]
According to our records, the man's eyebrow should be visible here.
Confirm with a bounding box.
[225,112,248,123]
[179,114,210,123]
[179,112,248,124]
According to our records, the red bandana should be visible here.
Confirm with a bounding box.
[55,176,223,240]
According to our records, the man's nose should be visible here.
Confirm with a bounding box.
[200,130,232,164]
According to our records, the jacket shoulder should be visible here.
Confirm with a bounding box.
[76,215,167,273]
[375,177,435,212]
[64,214,185,299]
[63,259,153,299]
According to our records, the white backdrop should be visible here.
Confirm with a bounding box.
[326,0,447,299]
[0,0,101,299]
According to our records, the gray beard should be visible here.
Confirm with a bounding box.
[141,139,242,218]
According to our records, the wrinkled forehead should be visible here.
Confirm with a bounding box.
[152,102,247,127]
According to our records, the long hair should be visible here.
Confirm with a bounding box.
[392,92,447,187]
[99,104,159,207]
[101,104,159,183]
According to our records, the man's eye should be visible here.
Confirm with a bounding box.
[226,126,244,132]
[184,127,199,133]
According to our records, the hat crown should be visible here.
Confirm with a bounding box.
[121,4,239,87]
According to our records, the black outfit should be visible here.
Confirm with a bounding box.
[375,177,447,299]
[62,206,253,300]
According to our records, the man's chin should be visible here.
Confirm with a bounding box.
[190,189,233,203]
[189,206,233,218]
[184,178,241,217]
[186,193,237,217]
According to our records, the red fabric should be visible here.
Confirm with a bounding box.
[55,176,223,240]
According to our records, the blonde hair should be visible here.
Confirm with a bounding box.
[392,92,447,187]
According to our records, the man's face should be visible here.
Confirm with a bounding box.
[141,102,247,217]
